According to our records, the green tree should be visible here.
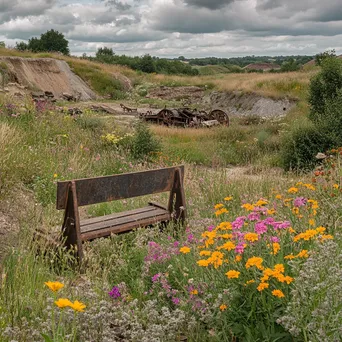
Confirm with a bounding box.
[0,41,5,48]
[39,29,69,55]
[15,41,29,51]
[315,49,336,66]
[138,55,156,73]
[27,30,69,55]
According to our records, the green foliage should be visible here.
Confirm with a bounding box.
[0,42,5,48]
[308,57,342,119]
[130,122,161,160]
[280,58,300,72]
[15,41,29,51]
[280,121,331,171]
[17,30,69,55]
[68,61,125,99]
[93,47,199,76]
[315,49,336,66]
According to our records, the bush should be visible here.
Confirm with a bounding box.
[280,122,331,171]
[130,122,161,160]
[308,57,342,120]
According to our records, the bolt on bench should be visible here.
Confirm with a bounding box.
[56,166,186,261]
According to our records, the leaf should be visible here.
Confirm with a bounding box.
[41,333,53,342]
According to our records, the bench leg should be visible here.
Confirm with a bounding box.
[168,168,186,225]
[62,181,83,262]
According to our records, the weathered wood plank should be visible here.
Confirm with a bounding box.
[80,207,168,233]
[57,166,184,209]
[81,213,170,241]
[81,206,157,227]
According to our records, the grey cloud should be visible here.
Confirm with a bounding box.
[106,0,131,11]
[183,0,234,10]
[0,0,56,24]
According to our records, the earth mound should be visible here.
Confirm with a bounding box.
[0,57,97,101]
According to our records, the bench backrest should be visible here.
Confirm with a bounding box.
[56,165,184,210]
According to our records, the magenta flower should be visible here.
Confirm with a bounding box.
[108,286,121,299]
[207,225,215,232]
[270,236,280,243]
[235,243,245,254]
[248,212,260,221]
[255,221,268,234]
[152,273,161,282]
[172,297,180,305]
[232,216,246,230]
[294,197,307,207]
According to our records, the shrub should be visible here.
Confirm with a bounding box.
[308,57,342,120]
[280,121,331,171]
[130,122,161,160]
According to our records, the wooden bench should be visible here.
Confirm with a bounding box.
[56,166,186,261]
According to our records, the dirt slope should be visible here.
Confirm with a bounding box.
[0,57,97,101]
[203,91,296,118]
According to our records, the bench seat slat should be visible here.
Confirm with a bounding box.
[81,209,170,241]
[81,206,157,227]
[80,206,169,235]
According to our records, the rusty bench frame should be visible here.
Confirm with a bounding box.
[56,166,186,261]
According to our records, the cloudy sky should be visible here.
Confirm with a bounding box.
[1,0,342,57]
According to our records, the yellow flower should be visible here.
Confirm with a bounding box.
[242,203,255,211]
[284,254,295,260]
[53,173,58,178]
[297,250,309,258]
[244,233,259,243]
[309,219,315,226]
[219,304,227,311]
[45,281,64,292]
[226,270,240,279]
[267,209,276,215]
[224,196,233,201]
[292,207,299,215]
[320,234,334,241]
[199,250,212,256]
[180,246,191,254]
[333,184,339,189]
[190,289,198,295]
[255,199,268,207]
[69,300,86,312]
[274,264,285,274]
[245,280,255,285]
[272,289,285,298]
[257,282,269,292]
[215,208,228,216]
[217,222,232,230]
[294,229,318,242]
[288,227,296,234]
[197,259,210,267]
[316,226,326,234]
[288,187,298,194]
[245,257,264,270]
[271,242,280,255]
[303,183,316,191]
[55,298,72,308]
[219,233,233,239]
[275,194,282,200]
[217,241,236,251]
[235,255,242,262]
[214,203,224,210]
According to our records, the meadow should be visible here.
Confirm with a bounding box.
[1,52,341,341]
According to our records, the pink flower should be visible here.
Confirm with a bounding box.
[294,197,307,207]
[152,273,161,282]
[172,297,180,305]
[232,217,246,230]
[248,212,260,221]
[235,243,245,254]
[270,236,280,243]
[255,221,268,234]
[207,225,215,232]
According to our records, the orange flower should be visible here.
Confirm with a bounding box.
[180,246,191,254]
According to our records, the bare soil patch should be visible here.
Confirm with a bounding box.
[147,86,205,103]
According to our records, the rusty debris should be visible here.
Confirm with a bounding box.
[139,107,229,127]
